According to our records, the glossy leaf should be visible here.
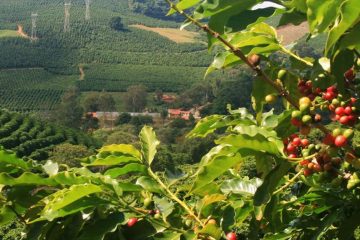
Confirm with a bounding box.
[154,196,174,222]
[0,172,57,186]
[0,205,17,226]
[77,212,124,240]
[99,144,141,159]
[225,8,277,33]
[206,52,242,76]
[136,176,162,193]
[153,231,182,240]
[40,184,103,219]
[232,125,278,139]
[196,0,262,34]
[339,23,360,51]
[198,223,222,240]
[254,161,292,207]
[85,155,139,166]
[104,163,147,178]
[216,133,283,156]
[139,126,160,166]
[307,0,343,34]
[168,0,201,15]
[187,115,228,138]
[34,197,109,222]
[325,0,360,54]
[191,147,253,194]
[0,149,30,170]
[221,178,263,196]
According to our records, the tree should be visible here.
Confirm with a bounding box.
[173,83,214,109]
[160,108,168,124]
[110,17,124,31]
[83,93,100,112]
[98,92,116,112]
[49,143,94,167]
[116,113,132,125]
[55,87,83,129]
[123,85,148,112]
[211,79,252,114]
[105,131,138,145]
[82,113,99,132]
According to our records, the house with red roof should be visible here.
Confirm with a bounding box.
[168,109,192,120]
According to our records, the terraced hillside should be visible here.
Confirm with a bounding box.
[0,0,211,112]
[0,109,99,160]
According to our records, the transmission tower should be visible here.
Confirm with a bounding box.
[31,13,38,40]
[85,0,91,21]
[64,1,71,32]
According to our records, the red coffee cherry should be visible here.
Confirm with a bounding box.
[339,116,350,125]
[127,218,138,227]
[335,107,345,116]
[334,135,347,147]
[344,68,356,81]
[292,137,302,147]
[301,139,310,147]
[303,168,312,176]
[226,232,237,240]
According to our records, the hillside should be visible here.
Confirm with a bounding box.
[0,109,99,160]
[0,0,212,112]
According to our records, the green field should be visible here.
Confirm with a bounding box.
[0,30,20,38]
[0,68,77,111]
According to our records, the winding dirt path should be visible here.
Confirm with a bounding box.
[17,25,30,38]
[79,66,85,80]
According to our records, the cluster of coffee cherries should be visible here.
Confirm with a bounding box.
[298,79,322,101]
[299,149,342,177]
[328,97,357,126]
[284,134,310,159]
[290,97,321,131]
[324,128,354,147]
[143,197,162,219]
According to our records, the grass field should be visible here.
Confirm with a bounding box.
[130,24,202,44]
[0,30,21,38]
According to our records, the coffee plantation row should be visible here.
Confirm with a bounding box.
[0,109,99,160]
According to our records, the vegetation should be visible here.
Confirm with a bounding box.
[0,109,98,160]
[128,0,184,21]
[109,16,125,31]
[0,0,213,112]
[123,85,148,112]
[1,0,360,240]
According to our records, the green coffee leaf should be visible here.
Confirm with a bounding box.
[99,144,141,159]
[77,212,124,240]
[154,196,174,222]
[221,178,263,196]
[191,147,253,194]
[104,163,147,178]
[40,184,103,219]
[307,0,343,34]
[167,0,201,15]
[139,126,160,166]
[254,161,292,207]
[0,172,57,186]
[85,155,139,167]
[136,176,162,193]
[216,133,283,156]
[325,0,360,54]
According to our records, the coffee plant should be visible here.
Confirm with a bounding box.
[1,0,360,239]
